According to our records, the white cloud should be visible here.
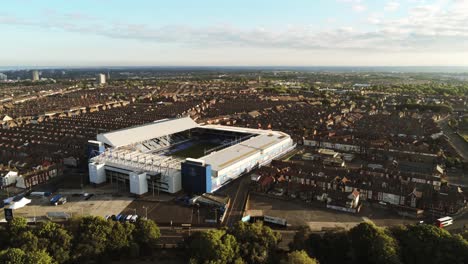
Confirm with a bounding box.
[1,1,468,55]
[337,0,368,12]
[384,1,401,11]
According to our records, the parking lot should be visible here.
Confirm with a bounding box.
[246,193,419,231]
[123,197,222,226]
[5,188,135,222]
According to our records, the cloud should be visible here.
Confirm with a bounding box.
[338,0,368,12]
[384,1,401,11]
[1,1,468,53]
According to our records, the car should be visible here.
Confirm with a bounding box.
[84,194,94,201]
[111,215,117,221]
[119,215,127,222]
[115,214,123,221]
[54,197,67,206]
[126,215,133,222]
[105,215,111,220]
[130,215,138,223]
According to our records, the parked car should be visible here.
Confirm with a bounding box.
[130,215,138,223]
[84,194,94,201]
[56,197,67,205]
[50,194,62,206]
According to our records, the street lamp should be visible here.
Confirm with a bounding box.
[142,206,148,219]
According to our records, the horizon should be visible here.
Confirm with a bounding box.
[1,0,468,66]
[2,65,468,74]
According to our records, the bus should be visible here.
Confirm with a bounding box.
[263,215,287,227]
[435,216,453,228]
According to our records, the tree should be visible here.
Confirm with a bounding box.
[35,222,72,263]
[7,217,28,236]
[188,229,239,264]
[24,250,54,264]
[305,231,352,264]
[71,216,112,261]
[0,248,26,264]
[228,221,281,264]
[0,248,52,264]
[11,231,38,252]
[5,217,38,252]
[133,218,160,253]
[289,226,310,252]
[107,222,135,257]
[391,224,468,264]
[349,222,401,264]
[281,250,317,264]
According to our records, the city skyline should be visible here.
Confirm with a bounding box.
[1,0,468,66]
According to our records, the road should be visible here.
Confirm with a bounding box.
[215,173,252,227]
[438,117,468,161]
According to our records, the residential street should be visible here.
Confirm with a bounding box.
[438,117,468,161]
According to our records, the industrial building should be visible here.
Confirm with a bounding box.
[88,117,294,195]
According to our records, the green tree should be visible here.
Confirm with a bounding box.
[133,218,160,253]
[0,248,26,264]
[107,222,135,256]
[228,221,281,264]
[24,250,53,264]
[11,231,39,252]
[289,226,310,252]
[71,216,112,261]
[349,222,401,264]
[281,250,317,264]
[188,229,239,264]
[35,222,72,263]
[7,217,28,236]
[391,224,468,264]
[306,231,352,264]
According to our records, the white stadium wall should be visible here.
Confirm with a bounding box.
[129,172,148,195]
[89,162,106,184]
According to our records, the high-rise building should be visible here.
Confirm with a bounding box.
[32,70,40,81]
[98,73,106,85]
[0,73,7,81]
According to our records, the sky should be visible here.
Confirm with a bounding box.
[1,0,468,67]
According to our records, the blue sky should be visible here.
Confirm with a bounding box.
[1,0,468,66]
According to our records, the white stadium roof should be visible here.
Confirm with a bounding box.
[200,125,291,172]
[96,116,199,147]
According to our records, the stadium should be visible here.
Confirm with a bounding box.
[88,117,294,195]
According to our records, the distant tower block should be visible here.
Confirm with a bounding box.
[32,70,40,81]
[98,73,106,85]
[257,75,261,83]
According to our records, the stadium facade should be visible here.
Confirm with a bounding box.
[88,117,294,195]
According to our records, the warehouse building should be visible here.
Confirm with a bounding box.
[88,117,294,195]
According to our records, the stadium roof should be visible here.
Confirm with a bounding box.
[97,116,199,147]
[200,126,291,172]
